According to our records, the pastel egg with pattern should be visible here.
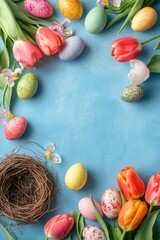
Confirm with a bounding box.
[101,188,122,219]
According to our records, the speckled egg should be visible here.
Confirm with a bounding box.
[65,163,87,190]
[101,188,122,219]
[17,72,38,100]
[24,0,53,19]
[120,85,144,102]
[58,0,83,20]
[82,226,106,240]
[131,7,157,32]
[59,36,85,61]
[4,116,27,140]
[85,6,107,34]
[78,197,103,221]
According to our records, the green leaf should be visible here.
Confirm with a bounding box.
[152,221,159,240]
[119,0,144,33]
[134,209,160,240]
[0,0,26,40]
[70,210,84,240]
[0,75,6,90]
[120,190,127,205]
[147,55,160,73]
[5,86,12,109]
[106,9,130,29]
[154,41,160,50]
[0,224,15,240]
[90,195,112,240]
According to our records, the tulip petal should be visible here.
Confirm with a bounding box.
[51,153,62,164]
[128,59,150,85]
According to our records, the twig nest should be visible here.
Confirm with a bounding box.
[0,154,55,223]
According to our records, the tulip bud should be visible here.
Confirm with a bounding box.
[13,40,42,68]
[145,172,160,206]
[36,27,64,56]
[111,36,142,62]
[44,214,74,239]
[118,199,148,231]
[117,166,145,200]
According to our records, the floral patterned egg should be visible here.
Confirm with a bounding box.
[82,225,106,240]
[4,116,27,140]
[24,0,53,19]
[101,188,122,218]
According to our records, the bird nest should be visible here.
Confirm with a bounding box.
[0,154,55,223]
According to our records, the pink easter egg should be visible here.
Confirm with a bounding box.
[101,188,122,219]
[78,197,103,221]
[24,0,53,19]
[4,116,27,140]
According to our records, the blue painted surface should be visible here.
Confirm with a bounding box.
[0,1,160,239]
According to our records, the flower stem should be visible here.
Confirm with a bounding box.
[44,236,48,240]
[2,84,8,109]
[148,205,153,216]
[120,230,126,240]
[141,35,160,45]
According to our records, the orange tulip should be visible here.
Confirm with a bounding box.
[118,199,148,231]
[117,166,145,200]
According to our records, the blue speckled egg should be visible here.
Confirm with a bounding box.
[17,72,38,100]
[58,36,85,61]
[85,6,107,34]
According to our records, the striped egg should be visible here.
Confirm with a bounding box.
[101,188,122,219]
[82,226,106,240]
[17,72,38,100]
[4,116,27,140]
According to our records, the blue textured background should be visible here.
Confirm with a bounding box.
[0,1,160,239]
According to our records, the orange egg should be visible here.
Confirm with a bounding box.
[58,0,83,20]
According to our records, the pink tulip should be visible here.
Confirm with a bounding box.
[111,36,142,62]
[13,40,42,68]
[44,214,74,239]
[36,27,64,56]
[145,172,160,206]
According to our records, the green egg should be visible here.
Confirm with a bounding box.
[120,85,144,102]
[84,6,107,34]
[17,72,38,100]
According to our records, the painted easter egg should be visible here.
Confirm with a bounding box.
[24,0,53,19]
[17,72,38,100]
[59,36,85,61]
[131,7,157,32]
[101,188,122,219]
[58,0,83,20]
[4,116,27,140]
[85,6,107,34]
[78,197,103,221]
[82,226,106,240]
[120,85,144,102]
[65,163,87,190]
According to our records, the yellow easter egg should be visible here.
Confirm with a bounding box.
[58,0,83,20]
[65,163,87,190]
[131,7,157,32]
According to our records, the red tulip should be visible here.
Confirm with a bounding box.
[118,199,148,231]
[44,214,74,239]
[145,172,160,206]
[36,27,64,56]
[117,166,145,200]
[13,40,42,68]
[111,36,142,62]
